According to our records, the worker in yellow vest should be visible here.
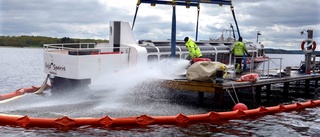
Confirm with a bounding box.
[184,37,202,64]
[232,37,250,74]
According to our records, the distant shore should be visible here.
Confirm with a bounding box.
[0,46,41,48]
[1,45,316,55]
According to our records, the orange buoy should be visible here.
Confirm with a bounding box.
[233,103,248,111]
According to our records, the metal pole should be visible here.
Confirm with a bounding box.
[251,48,254,73]
[229,53,232,66]
[262,59,265,76]
[256,31,260,43]
[279,58,282,78]
[170,4,176,58]
[305,30,313,74]
[195,4,200,41]
[267,59,270,77]
[233,56,236,79]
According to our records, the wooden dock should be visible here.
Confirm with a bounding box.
[161,70,320,104]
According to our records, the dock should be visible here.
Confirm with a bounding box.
[161,70,320,105]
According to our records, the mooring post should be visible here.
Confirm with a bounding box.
[283,82,289,101]
[198,92,204,104]
[266,84,271,100]
[305,30,313,74]
[214,89,224,106]
[255,86,262,104]
[305,79,310,96]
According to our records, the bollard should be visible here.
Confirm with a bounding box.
[285,67,291,76]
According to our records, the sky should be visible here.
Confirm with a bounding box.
[0,0,319,49]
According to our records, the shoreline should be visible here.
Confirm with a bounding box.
[0,46,42,49]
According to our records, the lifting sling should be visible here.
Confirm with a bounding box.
[195,4,200,41]
[132,1,141,30]
[230,3,241,38]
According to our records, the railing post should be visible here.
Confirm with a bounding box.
[262,58,265,76]
[233,56,236,79]
[279,58,282,78]
[267,58,270,77]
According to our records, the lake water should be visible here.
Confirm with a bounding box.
[0,47,319,136]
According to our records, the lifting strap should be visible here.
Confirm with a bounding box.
[195,4,200,41]
[230,5,241,38]
[230,23,236,40]
[132,2,141,30]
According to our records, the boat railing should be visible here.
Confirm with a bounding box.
[233,56,256,73]
[232,55,282,78]
[43,43,130,55]
[259,57,284,78]
[43,43,95,53]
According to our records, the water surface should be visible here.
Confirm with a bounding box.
[0,48,319,136]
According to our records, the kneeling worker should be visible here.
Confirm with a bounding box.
[184,37,202,64]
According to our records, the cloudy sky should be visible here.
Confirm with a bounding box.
[1,0,319,49]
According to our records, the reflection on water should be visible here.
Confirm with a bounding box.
[0,48,319,136]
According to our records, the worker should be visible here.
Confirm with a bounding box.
[232,37,250,74]
[184,37,202,64]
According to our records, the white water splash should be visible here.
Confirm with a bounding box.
[0,58,191,117]
[90,58,190,109]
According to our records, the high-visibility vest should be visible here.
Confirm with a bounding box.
[185,39,202,59]
[232,41,248,56]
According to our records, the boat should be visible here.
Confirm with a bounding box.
[208,27,269,71]
[42,0,270,92]
[1,0,320,131]
[43,21,268,92]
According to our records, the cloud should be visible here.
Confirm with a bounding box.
[0,0,319,49]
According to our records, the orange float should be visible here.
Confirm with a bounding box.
[0,86,319,130]
[236,73,259,82]
[0,89,25,101]
[0,85,51,101]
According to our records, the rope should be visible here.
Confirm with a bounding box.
[226,82,240,105]
[269,58,280,68]
[231,82,240,103]
[132,4,140,30]
[226,89,236,105]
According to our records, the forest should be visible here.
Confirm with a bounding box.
[0,35,108,48]
[1,36,317,55]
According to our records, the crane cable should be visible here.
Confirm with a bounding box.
[195,3,200,41]
[132,0,141,30]
[230,0,241,39]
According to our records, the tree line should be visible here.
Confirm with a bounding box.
[0,35,108,48]
[264,48,320,54]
